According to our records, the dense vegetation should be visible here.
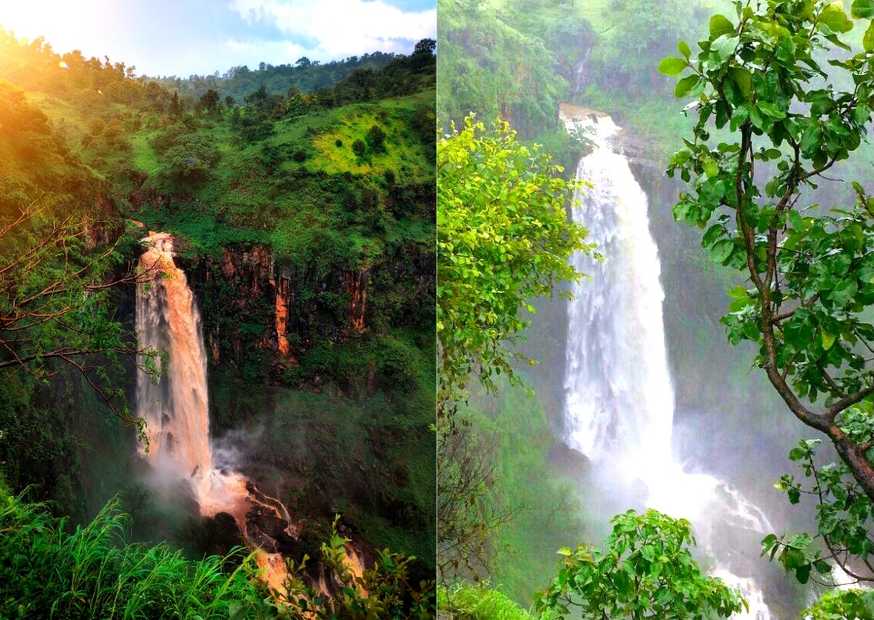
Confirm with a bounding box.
[436,115,591,588]
[434,8,756,615]
[0,24,435,616]
[0,485,433,619]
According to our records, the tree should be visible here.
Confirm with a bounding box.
[661,0,874,589]
[592,0,702,93]
[536,510,746,619]
[366,124,387,153]
[169,91,182,116]
[352,138,366,157]
[0,83,158,427]
[437,116,593,408]
[804,588,874,619]
[244,84,269,109]
[763,439,874,587]
[198,88,220,114]
[414,38,436,56]
[0,198,157,424]
[436,116,592,580]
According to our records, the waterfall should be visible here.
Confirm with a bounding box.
[562,115,673,470]
[561,113,773,619]
[136,233,212,478]
[135,232,290,588]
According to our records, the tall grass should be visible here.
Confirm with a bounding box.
[438,583,534,620]
[0,490,273,619]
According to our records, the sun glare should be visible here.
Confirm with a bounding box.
[0,2,122,62]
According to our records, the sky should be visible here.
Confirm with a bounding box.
[0,0,436,77]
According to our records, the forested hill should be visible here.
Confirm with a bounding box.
[154,51,401,102]
[0,24,436,594]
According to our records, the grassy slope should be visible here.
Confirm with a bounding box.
[0,484,271,620]
[124,91,434,258]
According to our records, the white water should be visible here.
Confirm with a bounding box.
[561,114,773,618]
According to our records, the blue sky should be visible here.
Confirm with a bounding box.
[0,0,436,77]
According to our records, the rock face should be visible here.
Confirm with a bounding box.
[185,244,400,372]
[274,275,293,359]
[84,194,124,249]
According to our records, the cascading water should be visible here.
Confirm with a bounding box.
[561,111,773,618]
[136,232,292,589]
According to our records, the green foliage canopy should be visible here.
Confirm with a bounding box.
[804,587,874,619]
[663,0,874,503]
[436,116,593,408]
[662,0,874,597]
[763,438,874,587]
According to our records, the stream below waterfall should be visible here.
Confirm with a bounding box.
[561,112,775,619]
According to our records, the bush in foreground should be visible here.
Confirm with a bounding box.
[0,490,269,619]
[0,489,434,619]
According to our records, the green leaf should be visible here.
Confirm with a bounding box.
[709,14,735,39]
[712,35,739,61]
[821,2,853,33]
[709,239,734,263]
[796,563,812,584]
[729,67,753,100]
[865,21,874,52]
[821,329,837,351]
[678,40,692,59]
[702,157,719,177]
[675,75,700,97]
[852,0,874,18]
[758,101,787,119]
[703,224,726,247]
[831,278,859,306]
[659,56,688,76]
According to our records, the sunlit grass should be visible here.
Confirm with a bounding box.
[131,129,161,175]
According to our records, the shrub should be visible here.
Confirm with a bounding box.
[352,139,366,157]
[0,491,270,619]
[366,124,387,152]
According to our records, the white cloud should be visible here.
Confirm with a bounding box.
[229,0,435,61]
[225,37,307,60]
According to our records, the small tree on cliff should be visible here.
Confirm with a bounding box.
[662,0,874,590]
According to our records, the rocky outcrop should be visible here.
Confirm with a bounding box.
[83,194,124,250]
[274,274,293,359]
[220,245,273,296]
